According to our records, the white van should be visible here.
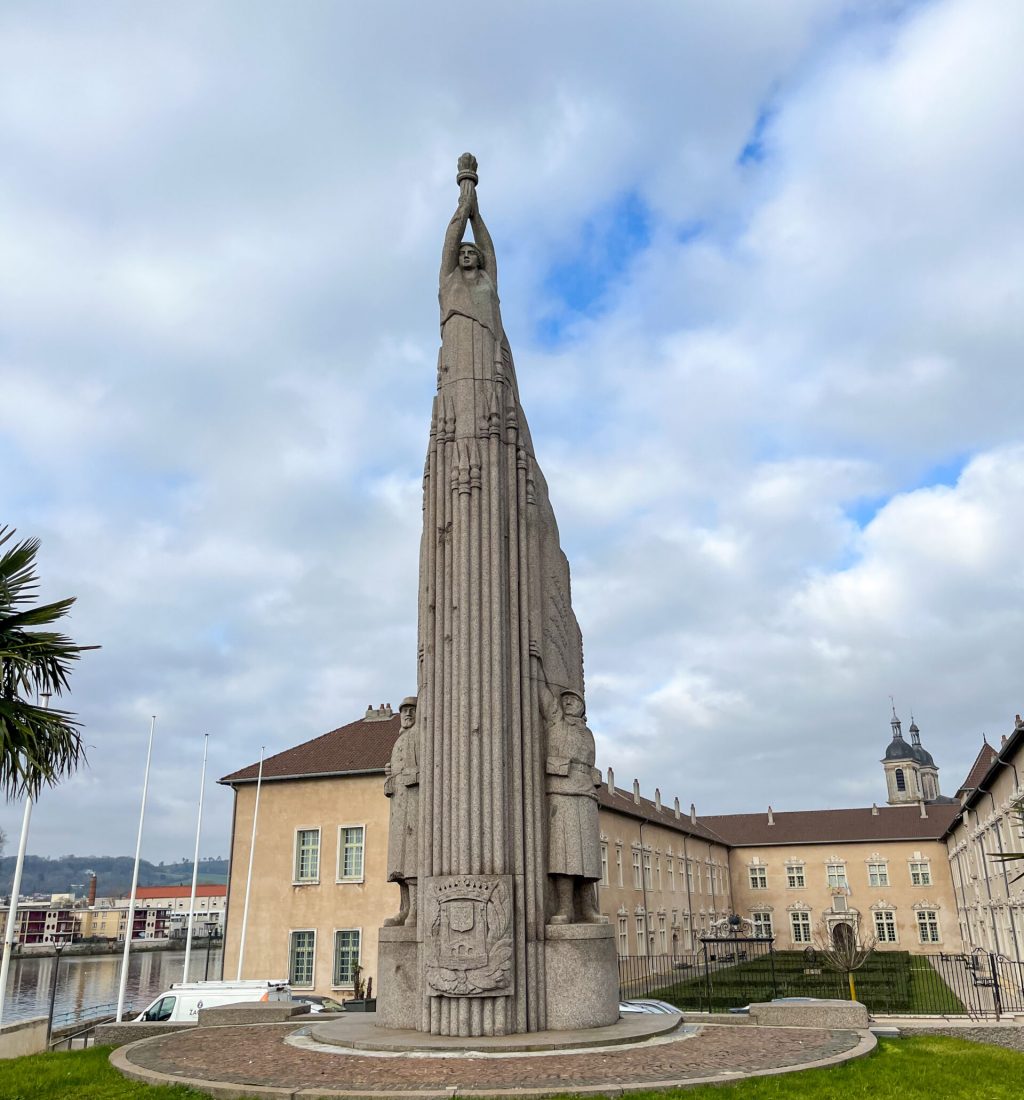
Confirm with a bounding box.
[135,979,291,1023]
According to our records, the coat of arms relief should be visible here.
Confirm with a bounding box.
[425,875,513,997]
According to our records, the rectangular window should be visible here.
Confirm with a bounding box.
[658,914,667,953]
[749,866,767,890]
[636,916,647,955]
[790,912,812,943]
[289,930,315,987]
[706,866,713,894]
[687,861,695,893]
[632,850,642,889]
[643,852,653,890]
[787,865,805,888]
[752,911,773,938]
[294,829,320,883]
[917,910,940,943]
[826,864,848,889]
[874,910,898,943]
[910,861,932,886]
[618,917,628,955]
[616,847,623,888]
[333,929,361,987]
[868,862,889,887]
[668,860,675,892]
[656,857,662,891]
[600,843,609,887]
[338,826,365,882]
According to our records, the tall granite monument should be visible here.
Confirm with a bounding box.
[377,155,618,1037]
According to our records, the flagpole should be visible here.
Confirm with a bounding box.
[0,693,49,1028]
[236,747,264,981]
[116,715,156,1022]
[182,733,209,984]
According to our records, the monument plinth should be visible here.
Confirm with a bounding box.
[377,154,618,1037]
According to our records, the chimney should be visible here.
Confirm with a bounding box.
[606,767,615,794]
[689,802,697,825]
[767,806,774,826]
[871,803,879,816]
[655,788,662,812]
[674,797,681,820]
[88,875,97,906]
[632,779,641,806]
[1002,735,1009,748]
[364,704,375,719]
[919,800,928,819]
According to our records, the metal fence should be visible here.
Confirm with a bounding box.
[618,945,1024,1019]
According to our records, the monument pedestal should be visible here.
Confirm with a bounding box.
[543,923,619,1030]
[376,925,419,1030]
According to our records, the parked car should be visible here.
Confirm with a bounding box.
[136,979,291,1023]
[291,994,346,1014]
[618,999,681,1015]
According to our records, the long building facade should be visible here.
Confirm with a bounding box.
[217,704,1022,998]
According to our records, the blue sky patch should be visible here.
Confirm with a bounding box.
[537,190,651,346]
[846,452,969,529]
[737,105,775,166]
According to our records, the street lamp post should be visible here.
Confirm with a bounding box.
[45,936,70,1047]
[204,922,221,981]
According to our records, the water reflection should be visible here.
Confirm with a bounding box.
[2,947,224,1025]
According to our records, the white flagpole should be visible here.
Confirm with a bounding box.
[236,747,264,981]
[115,715,156,1022]
[182,733,209,984]
[0,693,49,1028]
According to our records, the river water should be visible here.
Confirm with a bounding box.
[1,946,224,1027]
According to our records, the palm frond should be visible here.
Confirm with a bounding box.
[0,527,96,799]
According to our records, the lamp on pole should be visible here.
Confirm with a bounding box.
[45,935,70,1047]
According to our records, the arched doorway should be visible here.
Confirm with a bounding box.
[832,922,855,952]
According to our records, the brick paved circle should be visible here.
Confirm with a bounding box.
[114,1021,872,1097]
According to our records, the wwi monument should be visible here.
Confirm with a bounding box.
[377,155,619,1037]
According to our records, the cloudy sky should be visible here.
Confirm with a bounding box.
[2,0,1022,866]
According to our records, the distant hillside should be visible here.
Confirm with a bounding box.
[0,856,230,900]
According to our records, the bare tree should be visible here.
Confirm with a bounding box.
[813,919,877,1002]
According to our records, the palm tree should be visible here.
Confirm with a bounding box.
[0,526,94,799]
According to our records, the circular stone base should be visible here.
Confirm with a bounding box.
[111,1018,876,1098]
[309,1010,682,1053]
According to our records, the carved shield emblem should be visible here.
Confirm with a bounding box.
[425,875,514,997]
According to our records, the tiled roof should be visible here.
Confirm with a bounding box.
[598,785,729,846]
[699,802,959,846]
[219,713,401,784]
[135,885,226,899]
[955,741,999,800]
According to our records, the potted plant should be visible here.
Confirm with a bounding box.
[343,967,376,1012]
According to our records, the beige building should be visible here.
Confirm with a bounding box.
[944,717,1024,961]
[220,703,989,1000]
[703,804,962,953]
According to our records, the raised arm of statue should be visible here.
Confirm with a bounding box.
[530,645,558,724]
[440,198,471,282]
[469,206,497,286]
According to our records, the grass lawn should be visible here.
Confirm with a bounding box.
[1,1037,1023,1099]
[651,951,965,1014]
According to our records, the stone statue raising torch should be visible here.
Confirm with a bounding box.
[439,153,505,379]
[384,696,419,926]
[533,651,605,925]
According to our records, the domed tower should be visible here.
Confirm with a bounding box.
[907,717,942,801]
[882,708,920,805]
